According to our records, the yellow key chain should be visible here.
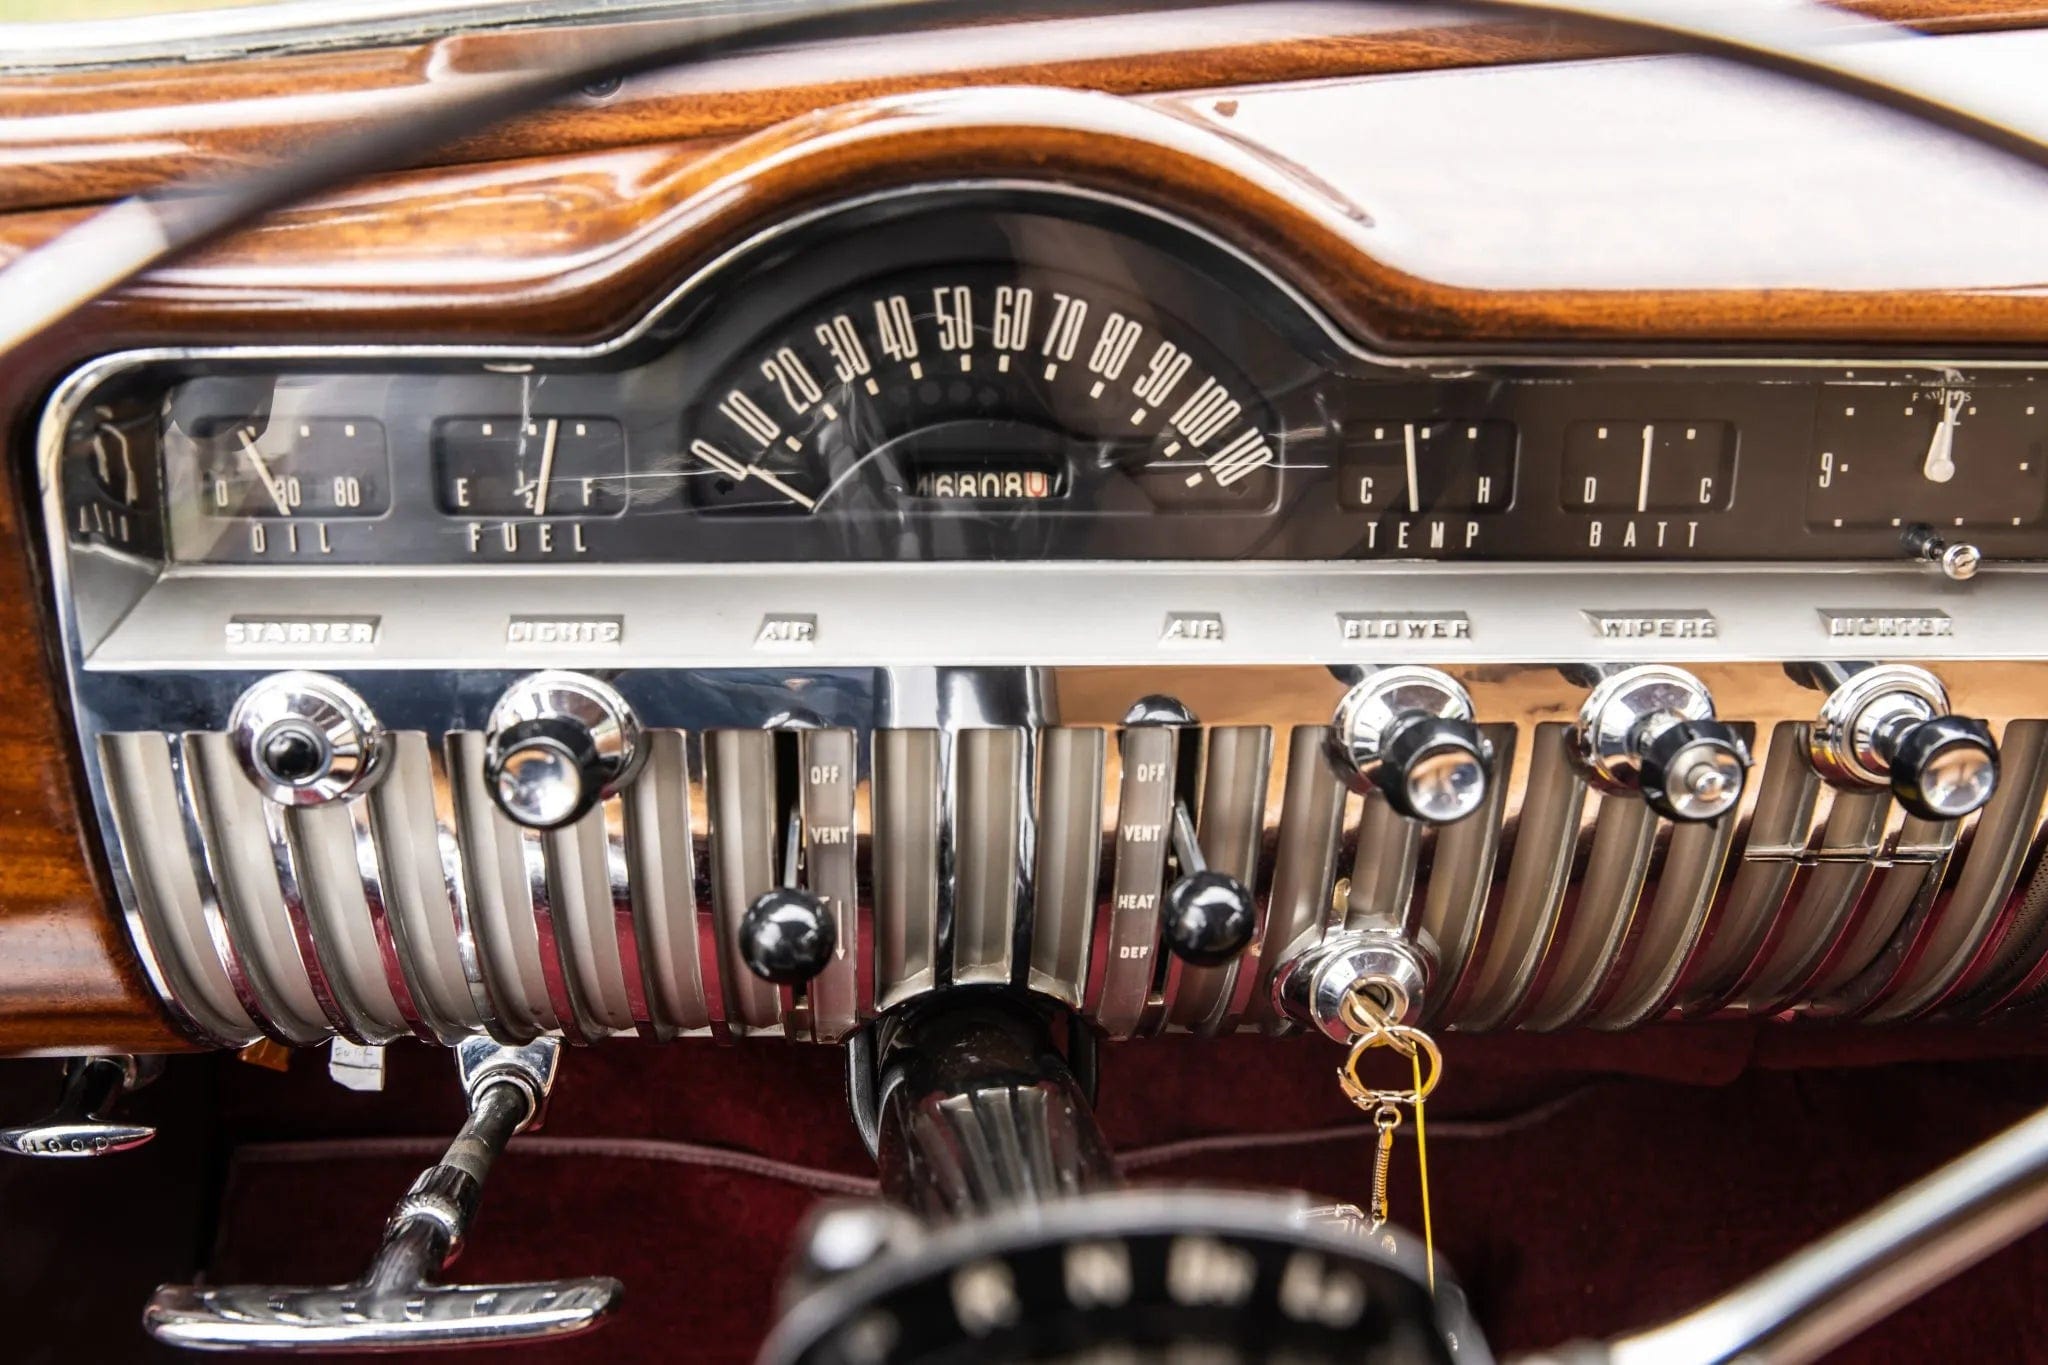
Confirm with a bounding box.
[1336,985,1443,1292]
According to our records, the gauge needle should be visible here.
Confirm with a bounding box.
[688,439,818,511]
[529,418,559,515]
[235,427,292,516]
[1403,423,1420,514]
[1923,389,1965,484]
[750,465,819,511]
[1637,423,1654,513]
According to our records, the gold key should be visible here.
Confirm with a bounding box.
[1335,983,1443,1290]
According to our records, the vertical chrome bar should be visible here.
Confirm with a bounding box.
[169,735,303,1047]
[1093,726,1176,1039]
[260,796,364,1044]
[1009,725,1041,990]
[348,791,441,1043]
[602,792,662,1041]
[802,729,860,1041]
[429,736,511,1042]
[933,727,959,990]
[685,729,729,1042]
[520,825,595,1044]
[1079,724,1124,1021]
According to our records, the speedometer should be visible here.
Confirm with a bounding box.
[680,264,1280,518]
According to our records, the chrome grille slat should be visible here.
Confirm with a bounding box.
[90,665,2048,1045]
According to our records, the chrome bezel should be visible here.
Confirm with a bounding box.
[1811,663,1949,789]
[227,670,386,806]
[1574,664,1718,795]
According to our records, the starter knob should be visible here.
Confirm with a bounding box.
[1638,718,1750,823]
[1330,666,1492,826]
[483,672,641,830]
[1808,664,1999,821]
[739,888,837,985]
[229,672,385,806]
[1161,870,1257,967]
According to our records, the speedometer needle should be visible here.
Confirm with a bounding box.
[235,427,292,516]
[1923,389,1965,485]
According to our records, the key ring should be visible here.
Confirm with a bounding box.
[1337,987,1443,1108]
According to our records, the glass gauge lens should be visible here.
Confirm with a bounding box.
[1808,383,2048,529]
[1337,419,1515,513]
[1560,420,1734,513]
[434,417,628,516]
[180,416,391,519]
[679,264,1281,517]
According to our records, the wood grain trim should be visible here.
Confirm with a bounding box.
[0,0,2039,216]
[0,458,185,1056]
[5,84,2047,353]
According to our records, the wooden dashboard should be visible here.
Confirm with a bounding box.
[4,0,2048,1055]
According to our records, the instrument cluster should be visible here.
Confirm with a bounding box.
[59,191,2048,572]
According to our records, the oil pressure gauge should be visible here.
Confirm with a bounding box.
[1808,381,2048,530]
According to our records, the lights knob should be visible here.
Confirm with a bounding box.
[739,888,837,985]
[1331,666,1492,826]
[1638,718,1750,823]
[483,672,640,830]
[1809,664,1999,821]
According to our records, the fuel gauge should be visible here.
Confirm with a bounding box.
[1808,382,2048,529]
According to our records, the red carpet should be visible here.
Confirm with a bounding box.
[8,1022,2048,1362]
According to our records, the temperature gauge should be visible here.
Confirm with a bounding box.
[1337,419,1516,513]
[435,417,627,516]
[184,417,390,519]
[1808,383,2048,529]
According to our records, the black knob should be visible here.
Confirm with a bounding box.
[486,716,603,830]
[1638,719,1750,823]
[1375,714,1493,824]
[1889,715,1999,821]
[1161,870,1256,967]
[739,887,837,985]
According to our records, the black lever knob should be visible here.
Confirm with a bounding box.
[1889,715,1999,821]
[1161,870,1257,967]
[740,888,838,985]
[487,716,605,830]
[1375,713,1494,825]
[1638,718,1750,823]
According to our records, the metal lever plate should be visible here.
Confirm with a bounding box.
[0,1118,155,1158]
[144,1278,621,1353]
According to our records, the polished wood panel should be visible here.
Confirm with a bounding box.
[4,78,2047,355]
[0,457,184,1056]
[0,0,2037,214]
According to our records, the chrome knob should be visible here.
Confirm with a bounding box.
[483,672,640,829]
[739,887,837,985]
[229,671,385,806]
[1639,718,1750,823]
[1892,716,1999,820]
[1810,665,1999,820]
[1575,665,1750,823]
[1330,666,1492,825]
